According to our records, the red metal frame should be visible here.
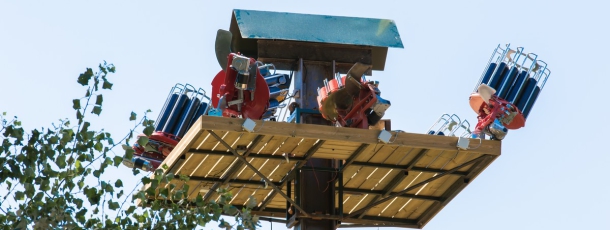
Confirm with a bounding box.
[211,53,270,120]
[317,76,379,129]
[472,94,525,134]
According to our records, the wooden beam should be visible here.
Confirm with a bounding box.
[192,116,501,156]
[342,187,442,202]
[295,213,419,226]
[338,224,418,228]
[257,40,373,66]
[188,149,468,176]
[179,175,281,187]
[162,117,205,173]
[136,118,205,206]
[257,58,373,75]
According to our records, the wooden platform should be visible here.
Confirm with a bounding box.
[144,116,501,228]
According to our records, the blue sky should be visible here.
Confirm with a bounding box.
[1,1,609,229]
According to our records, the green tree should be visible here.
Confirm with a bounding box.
[0,63,259,229]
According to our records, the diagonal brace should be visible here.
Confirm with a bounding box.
[357,149,428,218]
[257,140,326,210]
[207,130,309,217]
[202,135,265,201]
[340,143,370,172]
[347,155,489,218]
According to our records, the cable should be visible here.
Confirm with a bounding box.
[310,162,322,192]
[322,167,339,193]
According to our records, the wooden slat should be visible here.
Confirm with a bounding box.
[322,140,364,148]
[235,136,287,181]
[342,145,398,212]
[204,133,262,179]
[356,145,413,190]
[227,135,275,180]
[364,196,411,217]
[195,116,501,156]
[160,119,205,174]
[341,144,380,186]
[228,136,290,205]
[343,145,394,187]
[178,131,229,176]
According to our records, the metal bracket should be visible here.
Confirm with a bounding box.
[457,137,470,150]
[378,130,391,143]
[242,118,257,132]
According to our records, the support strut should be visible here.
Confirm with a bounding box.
[207,130,309,217]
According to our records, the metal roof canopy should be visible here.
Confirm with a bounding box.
[145,116,501,229]
[228,9,404,71]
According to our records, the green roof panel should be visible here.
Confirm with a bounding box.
[231,9,403,48]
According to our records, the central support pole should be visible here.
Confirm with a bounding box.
[294,58,337,230]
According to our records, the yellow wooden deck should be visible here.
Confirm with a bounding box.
[144,116,500,228]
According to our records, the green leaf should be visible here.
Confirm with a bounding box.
[246,196,257,209]
[129,112,137,121]
[77,68,94,86]
[102,81,113,89]
[14,191,24,200]
[77,110,83,120]
[73,99,81,110]
[95,94,103,106]
[115,179,123,188]
[92,106,102,115]
[124,148,134,160]
[165,172,174,181]
[49,136,59,144]
[108,200,119,210]
[74,198,84,209]
[104,157,113,166]
[225,205,238,216]
[137,136,149,147]
[159,188,169,199]
[94,142,103,152]
[143,125,154,136]
[126,206,136,214]
[141,177,151,185]
[113,156,123,167]
[56,155,67,169]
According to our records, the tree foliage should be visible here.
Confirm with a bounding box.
[0,63,259,229]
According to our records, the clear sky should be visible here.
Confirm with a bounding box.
[1,1,609,229]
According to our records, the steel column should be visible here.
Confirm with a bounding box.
[295,58,337,230]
